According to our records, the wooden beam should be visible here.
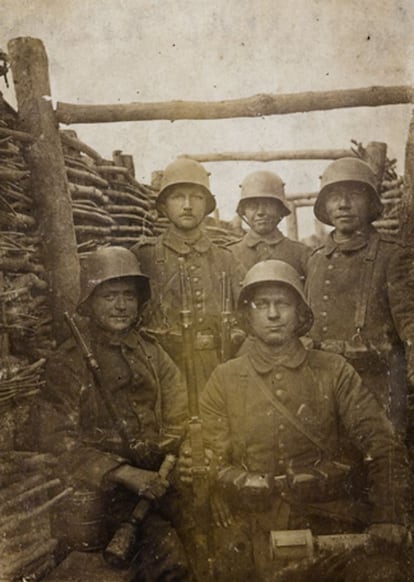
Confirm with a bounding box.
[56,85,414,125]
[180,149,355,163]
[8,37,80,337]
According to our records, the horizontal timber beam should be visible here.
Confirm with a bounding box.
[180,149,356,162]
[56,85,413,125]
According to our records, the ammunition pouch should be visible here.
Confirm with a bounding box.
[286,460,353,504]
[316,339,397,373]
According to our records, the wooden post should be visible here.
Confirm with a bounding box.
[56,85,413,125]
[8,37,80,338]
[285,203,299,240]
[362,141,387,188]
[400,111,414,244]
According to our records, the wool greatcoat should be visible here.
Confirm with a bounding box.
[36,322,189,579]
[227,228,311,280]
[305,227,414,428]
[131,229,246,389]
[200,338,410,580]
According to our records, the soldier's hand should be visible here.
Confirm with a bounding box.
[218,467,273,498]
[107,464,169,500]
[211,491,233,528]
[367,523,411,546]
[177,445,213,485]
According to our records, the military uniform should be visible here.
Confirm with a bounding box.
[306,227,414,427]
[228,228,311,279]
[37,322,189,579]
[200,337,410,580]
[131,229,245,389]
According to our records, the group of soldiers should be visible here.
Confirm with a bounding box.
[31,155,414,580]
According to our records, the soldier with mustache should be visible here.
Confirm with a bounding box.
[306,157,414,434]
[131,158,245,391]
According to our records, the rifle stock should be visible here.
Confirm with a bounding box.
[178,258,214,579]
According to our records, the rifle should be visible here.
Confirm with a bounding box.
[178,258,214,579]
[64,312,163,467]
[220,271,232,362]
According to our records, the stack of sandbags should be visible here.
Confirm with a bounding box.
[0,452,71,582]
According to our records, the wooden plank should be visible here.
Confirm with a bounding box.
[401,111,414,243]
[56,85,413,125]
[180,149,355,163]
[8,37,80,337]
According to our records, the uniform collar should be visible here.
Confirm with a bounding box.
[90,322,141,350]
[245,228,285,248]
[323,226,375,256]
[247,337,307,374]
[162,228,212,255]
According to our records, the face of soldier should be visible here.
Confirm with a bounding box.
[161,184,207,232]
[324,185,371,235]
[242,198,283,235]
[89,278,139,334]
[248,284,299,346]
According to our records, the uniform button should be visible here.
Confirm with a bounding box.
[322,326,328,332]
[327,265,334,270]
[322,311,327,317]
[279,424,285,431]
[195,290,202,297]
[133,402,139,409]
[275,389,284,398]
[275,373,282,380]
[279,442,285,450]
[278,460,284,467]
[193,277,199,283]
[323,295,329,300]
[198,317,204,323]
[196,303,203,309]
[325,280,331,285]
[189,265,196,271]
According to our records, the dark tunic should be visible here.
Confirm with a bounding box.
[200,338,410,580]
[131,228,246,389]
[305,227,414,427]
[227,228,311,280]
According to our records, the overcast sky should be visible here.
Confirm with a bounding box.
[2,0,413,236]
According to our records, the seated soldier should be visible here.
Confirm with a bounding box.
[185,260,411,581]
[36,246,190,581]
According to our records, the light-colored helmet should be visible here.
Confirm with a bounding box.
[237,171,290,217]
[314,157,383,225]
[156,158,216,215]
[78,246,150,307]
[238,259,313,335]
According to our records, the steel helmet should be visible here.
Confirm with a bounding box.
[237,171,290,217]
[78,246,150,308]
[238,259,313,335]
[156,158,216,215]
[314,157,383,225]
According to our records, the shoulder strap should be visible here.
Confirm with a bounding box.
[244,365,332,457]
[354,233,380,333]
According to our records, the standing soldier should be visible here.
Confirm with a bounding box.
[195,260,410,581]
[36,247,190,580]
[227,171,311,279]
[131,158,245,390]
[306,157,414,432]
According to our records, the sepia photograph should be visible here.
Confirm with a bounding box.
[1,1,414,580]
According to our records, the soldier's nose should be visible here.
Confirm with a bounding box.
[267,303,280,318]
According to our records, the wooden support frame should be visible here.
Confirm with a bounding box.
[7,37,80,337]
